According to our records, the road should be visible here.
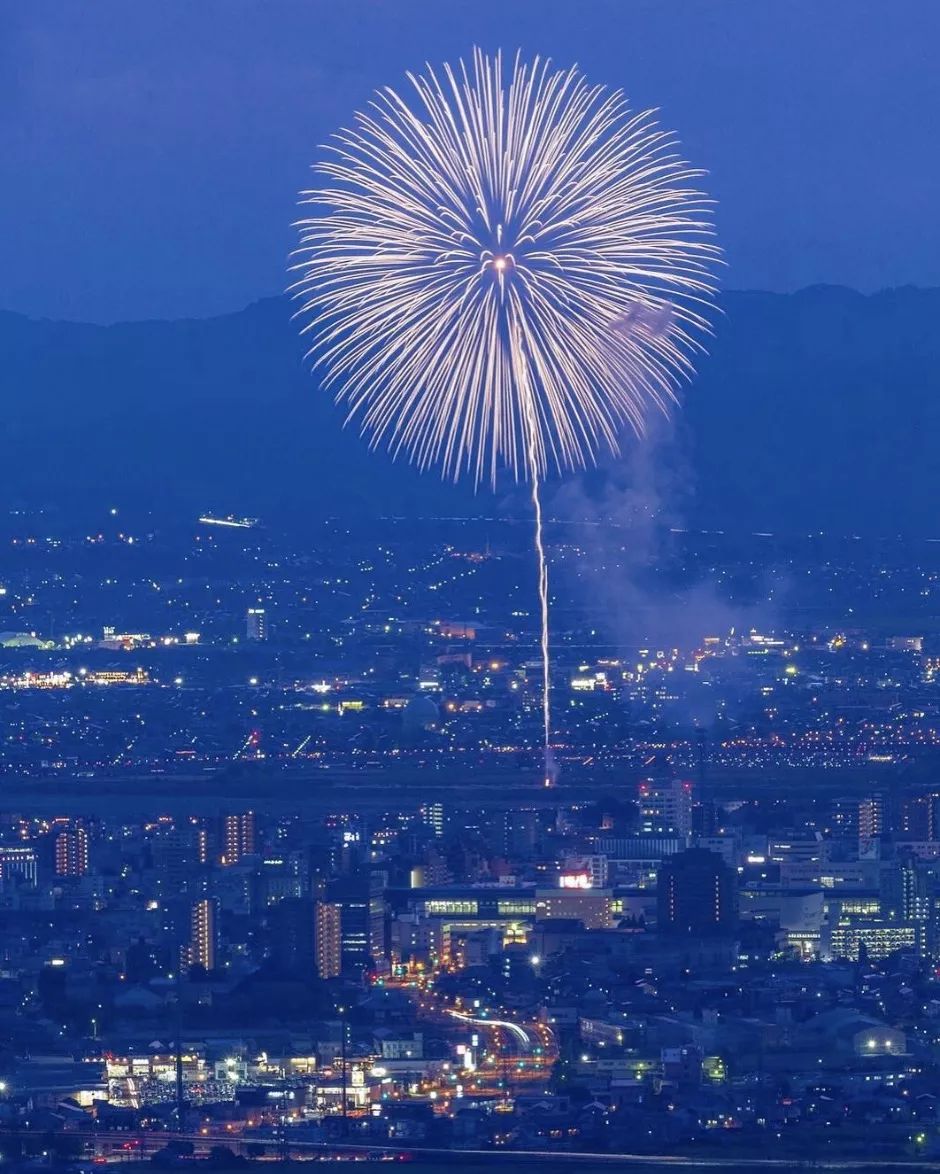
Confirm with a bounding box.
[392,973,557,1088]
[5,1128,940,1169]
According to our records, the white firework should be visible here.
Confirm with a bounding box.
[291,49,717,485]
[290,49,718,777]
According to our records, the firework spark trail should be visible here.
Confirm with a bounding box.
[514,326,552,780]
[291,49,718,779]
[528,465,552,782]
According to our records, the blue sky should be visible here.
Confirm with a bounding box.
[3,0,938,321]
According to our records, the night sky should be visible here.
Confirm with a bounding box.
[3,0,939,322]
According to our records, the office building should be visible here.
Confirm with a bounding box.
[657,848,738,936]
[419,802,445,838]
[638,778,694,837]
[535,887,613,930]
[881,859,930,922]
[326,871,387,972]
[0,846,38,888]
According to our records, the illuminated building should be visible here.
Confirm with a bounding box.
[535,887,613,929]
[657,848,738,937]
[325,871,387,971]
[433,620,476,639]
[0,846,38,888]
[315,901,342,979]
[87,667,149,685]
[105,1050,208,1086]
[561,854,608,888]
[401,888,537,921]
[222,811,256,866]
[859,795,885,841]
[585,839,667,890]
[100,627,153,650]
[768,838,824,867]
[189,898,219,972]
[880,859,929,922]
[0,631,54,650]
[370,886,542,965]
[901,793,940,841]
[54,827,89,877]
[419,802,445,838]
[409,852,450,888]
[887,635,923,652]
[594,834,684,862]
[638,778,693,837]
[5,670,72,689]
[246,607,267,642]
[391,916,444,965]
[378,1032,423,1060]
[738,885,825,957]
[827,917,922,962]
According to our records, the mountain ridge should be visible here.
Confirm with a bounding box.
[2,285,938,535]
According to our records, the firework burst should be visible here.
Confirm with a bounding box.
[291,49,718,778]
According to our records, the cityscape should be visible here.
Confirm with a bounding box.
[2,510,940,1165]
[5,2,940,1171]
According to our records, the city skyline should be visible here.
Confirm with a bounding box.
[2,4,940,1168]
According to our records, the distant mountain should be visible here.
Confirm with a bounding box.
[1,285,938,535]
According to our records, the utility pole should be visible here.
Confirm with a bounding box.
[338,1005,348,1134]
[175,967,185,1130]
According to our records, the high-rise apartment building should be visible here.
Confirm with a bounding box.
[54,827,89,877]
[189,898,219,972]
[315,901,342,979]
[859,796,886,841]
[223,812,256,866]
